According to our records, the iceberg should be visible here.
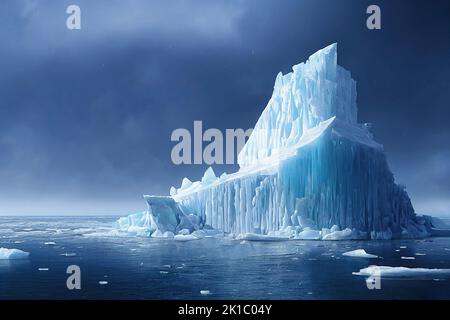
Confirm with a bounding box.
[0,247,29,260]
[118,43,433,240]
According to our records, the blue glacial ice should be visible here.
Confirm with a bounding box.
[117,43,435,240]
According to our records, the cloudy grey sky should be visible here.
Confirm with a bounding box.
[0,0,449,216]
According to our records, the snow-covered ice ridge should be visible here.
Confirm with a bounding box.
[118,43,436,240]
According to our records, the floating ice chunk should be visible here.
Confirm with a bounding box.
[99,281,108,285]
[322,227,353,240]
[151,230,175,238]
[353,266,450,279]
[44,242,56,246]
[146,196,186,233]
[115,211,156,237]
[236,233,289,241]
[0,247,29,260]
[415,253,426,256]
[83,229,123,237]
[342,249,378,258]
[151,229,164,238]
[401,256,416,260]
[267,226,298,238]
[60,253,77,257]
[72,228,97,234]
[178,228,191,235]
[330,225,339,232]
[400,246,407,249]
[200,290,211,295]
[38,268,49,271]
[202,228,223,238]
[174,234,199,242]
[297,228,321,240]
[191,230,206,239]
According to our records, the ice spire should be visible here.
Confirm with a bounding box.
[238,43,357,168]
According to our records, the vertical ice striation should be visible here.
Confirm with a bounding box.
[124,43,430,240]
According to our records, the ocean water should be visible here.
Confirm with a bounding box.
[0,216,450,300]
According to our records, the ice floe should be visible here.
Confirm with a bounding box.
[0,247,29,260]
[342,249,378,258]
[236,233,289,241]
[60,253,77,257]
[353,266,450,279]
[174,234,199,242]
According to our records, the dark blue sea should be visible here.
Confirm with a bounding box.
[1,216,450,300]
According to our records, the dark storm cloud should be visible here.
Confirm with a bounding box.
[0,0,449,215]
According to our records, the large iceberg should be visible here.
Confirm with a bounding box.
[118,43,434,240]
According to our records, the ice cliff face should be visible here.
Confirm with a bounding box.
[118,43,430,240]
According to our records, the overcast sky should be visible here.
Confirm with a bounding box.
[0,0,449,216]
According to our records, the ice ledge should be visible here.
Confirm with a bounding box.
[173,116,382,200]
